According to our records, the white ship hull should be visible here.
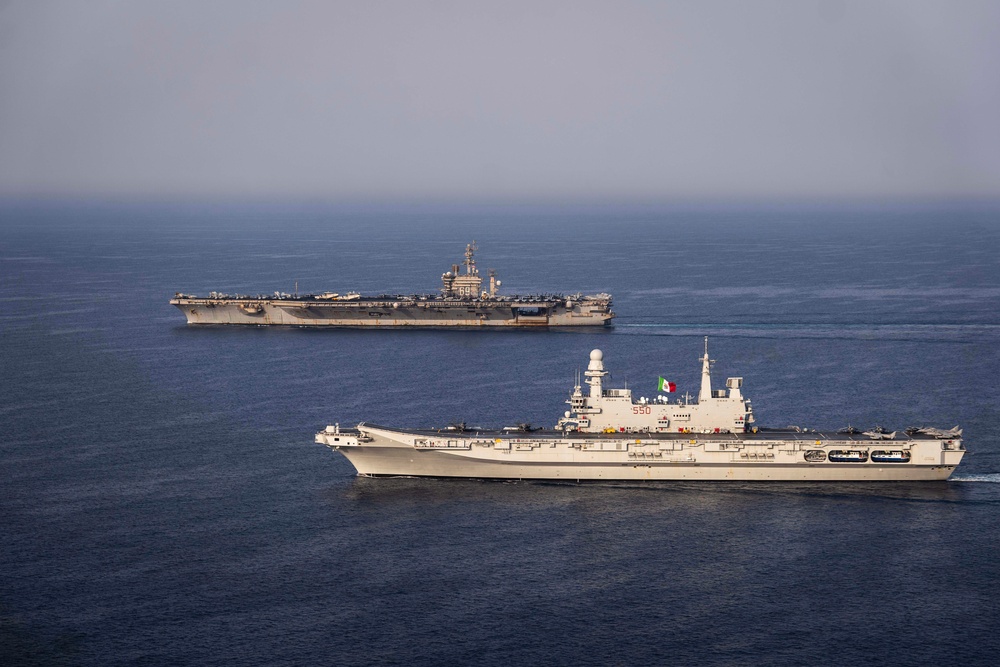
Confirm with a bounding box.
[171,297,613,327]
[317,424,965,482]
[315,344,966,482]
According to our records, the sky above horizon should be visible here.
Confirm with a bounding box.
[1,0,998,202]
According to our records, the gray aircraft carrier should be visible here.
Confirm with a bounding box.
[171,242,614,327]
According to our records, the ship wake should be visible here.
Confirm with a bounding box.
[950,473,1000,483]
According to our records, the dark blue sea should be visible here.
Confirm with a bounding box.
[2,200,999,666]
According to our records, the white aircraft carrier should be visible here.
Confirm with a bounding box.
[316,341,965,481]
[171,242,613,327]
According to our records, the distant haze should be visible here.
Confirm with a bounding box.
[0,0,998,201]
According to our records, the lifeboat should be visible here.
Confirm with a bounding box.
[870,450,911,463]
[828,449,869,463]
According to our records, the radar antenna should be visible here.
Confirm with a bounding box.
[464,241,478,275]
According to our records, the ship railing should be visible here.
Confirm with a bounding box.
[413,438,471,450]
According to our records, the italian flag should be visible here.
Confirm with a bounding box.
[658,377,676,393]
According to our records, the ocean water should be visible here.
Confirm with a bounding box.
[2,200,999,665]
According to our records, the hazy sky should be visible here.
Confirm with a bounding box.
[1,0,997,201]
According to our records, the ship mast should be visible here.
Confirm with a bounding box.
[464,241,478,275]
[699,336,714,402]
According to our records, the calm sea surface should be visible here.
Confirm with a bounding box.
[2,201,999,665]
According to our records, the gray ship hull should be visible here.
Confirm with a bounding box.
[317,424,965,482]
[171,296,613,327]
[171,241,613,327]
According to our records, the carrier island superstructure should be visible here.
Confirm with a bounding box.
[316,340,965,481]
[171,242,613,327]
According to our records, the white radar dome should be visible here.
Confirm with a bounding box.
[590,349,603,361]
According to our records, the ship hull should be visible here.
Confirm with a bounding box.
[317,425,965,482]
[171,297,613,327]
